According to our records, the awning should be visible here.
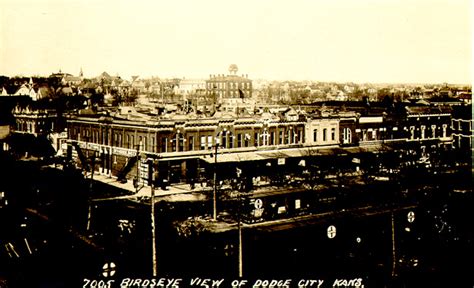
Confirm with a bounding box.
[200,147,335,163]
[199,143,393,164]
[201,152,266,163]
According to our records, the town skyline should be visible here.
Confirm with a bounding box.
[1,0,472,84]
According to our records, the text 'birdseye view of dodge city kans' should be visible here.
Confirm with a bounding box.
[0,65,472,286]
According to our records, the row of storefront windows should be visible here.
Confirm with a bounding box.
[72,126,305,153]
[70,119,451,154]
[312,128,337,142]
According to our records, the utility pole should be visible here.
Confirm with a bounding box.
[86,151,96,232]
[235,167,244,277]
[237,192,243,277]
[391,212,397,277]
[150,159,157,276]
[135,142,141,193]
[213,142,218,220]
[161,81,164,106]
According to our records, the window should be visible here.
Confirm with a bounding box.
[331,128,335,141]
[138,136,143,150]
[228,133,234,148]
[130,135,135,148]
[221,132,227,148]
[342,128,352,144]
[237,133,242,147]
[200,136,206,150]
[143,136,147,151]
[175,134,184,152]
[263,130,270,146]
[207,135,213,150]
[313,129,318,142]
[323,128,327,142]
[254,132,259,147]
[171,138,176,152]
[188,136,194,151]
[151,137,155,152]
[162,137,168,152]
[271,131,276,145]
[279,130,284,145]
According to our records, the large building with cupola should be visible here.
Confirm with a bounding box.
[206,64,253,102]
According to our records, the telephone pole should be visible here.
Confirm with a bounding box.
[86,151,96,232]
[213,143,218,220]
[238,193,243,277]
[150,159,157,276]
[391,212,397,277]
[135,142,141,193]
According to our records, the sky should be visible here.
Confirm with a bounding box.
[0,0,472,84]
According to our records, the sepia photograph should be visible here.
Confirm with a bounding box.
[0,0,472,287]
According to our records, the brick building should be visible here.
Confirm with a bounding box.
[206,65,252,103]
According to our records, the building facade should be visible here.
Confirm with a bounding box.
[64,102,459,187]
[206,65,252,102]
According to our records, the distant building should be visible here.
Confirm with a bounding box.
[62,75,82,86]
[12,105,60,136]
[451,105,473,150]
[9,103,65,156]
[178,79,206,98]
[206,65,252,103]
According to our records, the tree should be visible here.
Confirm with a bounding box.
[123,89,138,105]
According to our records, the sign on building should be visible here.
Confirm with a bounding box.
[407,211,415,223]
[139,160,150,185]
[327,225,336,239]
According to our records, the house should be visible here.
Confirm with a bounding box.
[62,75,82,86]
